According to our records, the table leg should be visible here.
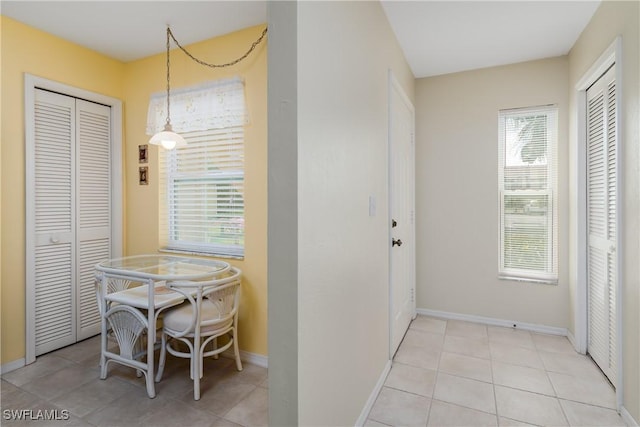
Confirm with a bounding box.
[146,279,156,398]
[99,276,108,380]
[100,324,108,379]
[145,330,156,398]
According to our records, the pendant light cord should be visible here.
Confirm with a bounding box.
[167,26,268,69]
[165,27,172,128]
[162,25,267,130]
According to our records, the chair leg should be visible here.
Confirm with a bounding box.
[233,328,243,371]
[155,333,167,383]
[194,379,200,401]
[144,369,156,399]
[212,337,219,360]
[100,357,108,380]
[193,343,202,401]
[100,322,108,379]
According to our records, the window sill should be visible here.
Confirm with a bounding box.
[159,247,244,261]
[498,274,558,285]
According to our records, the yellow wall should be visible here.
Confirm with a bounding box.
[1,17,268,365]
[123,25,268,356]
[0,16,125,365]
[0,15,4,365]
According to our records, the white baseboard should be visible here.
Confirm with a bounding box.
[222,349,268,369]
[566,329,575,346]
[1,358,26,375]
[565,329,589,355]
[356,359,392,426]
[621,406,639,427]
[417,308,568,336]
[1,351,264,377]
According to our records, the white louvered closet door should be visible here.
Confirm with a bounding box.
[32,89,77,355]
[586,64,617,386]
[29,89,111,355]
[76,99,111,339]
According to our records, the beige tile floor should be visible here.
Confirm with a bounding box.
[1,335,268,426]
[366,315,626,427]
[0,315,626,426]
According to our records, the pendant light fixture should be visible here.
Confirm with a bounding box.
[149,27,186,150]
[149,26,267,150]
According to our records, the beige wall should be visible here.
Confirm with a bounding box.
[268,1,416,425]
[295,1,414,425]
[567,0,639,421]
[415,57,570,328]
[123,25,268,357]
[0,16,125,365]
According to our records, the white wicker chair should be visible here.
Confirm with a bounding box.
[94,277,148,370]
[95,276,140,315]
[154,267,242,400]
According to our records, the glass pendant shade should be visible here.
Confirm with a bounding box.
[149,123,186,150]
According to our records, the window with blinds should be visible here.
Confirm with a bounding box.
[149,77,247,258]
[160,127,244,257]
[498,106,558,283]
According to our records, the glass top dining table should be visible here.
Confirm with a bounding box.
[95,254,230,281]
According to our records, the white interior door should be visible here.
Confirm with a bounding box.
[389,73,415,357]
[586,64,617,386]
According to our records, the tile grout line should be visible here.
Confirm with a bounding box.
[424,320,449,427]
[535,337,573,426]
[488,328,501,425]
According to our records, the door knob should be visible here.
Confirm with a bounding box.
[392,238,403,247]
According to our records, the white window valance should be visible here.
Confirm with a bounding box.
[146,77,247,135]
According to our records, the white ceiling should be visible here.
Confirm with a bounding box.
[381,0,601,77]
[1,1,268,62]
[2,1,601,78]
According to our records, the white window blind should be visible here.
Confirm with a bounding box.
[159,128,244,257]
[150,78,246,258]
[498,106,558,283]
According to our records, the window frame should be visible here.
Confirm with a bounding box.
[498,105,558,284]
